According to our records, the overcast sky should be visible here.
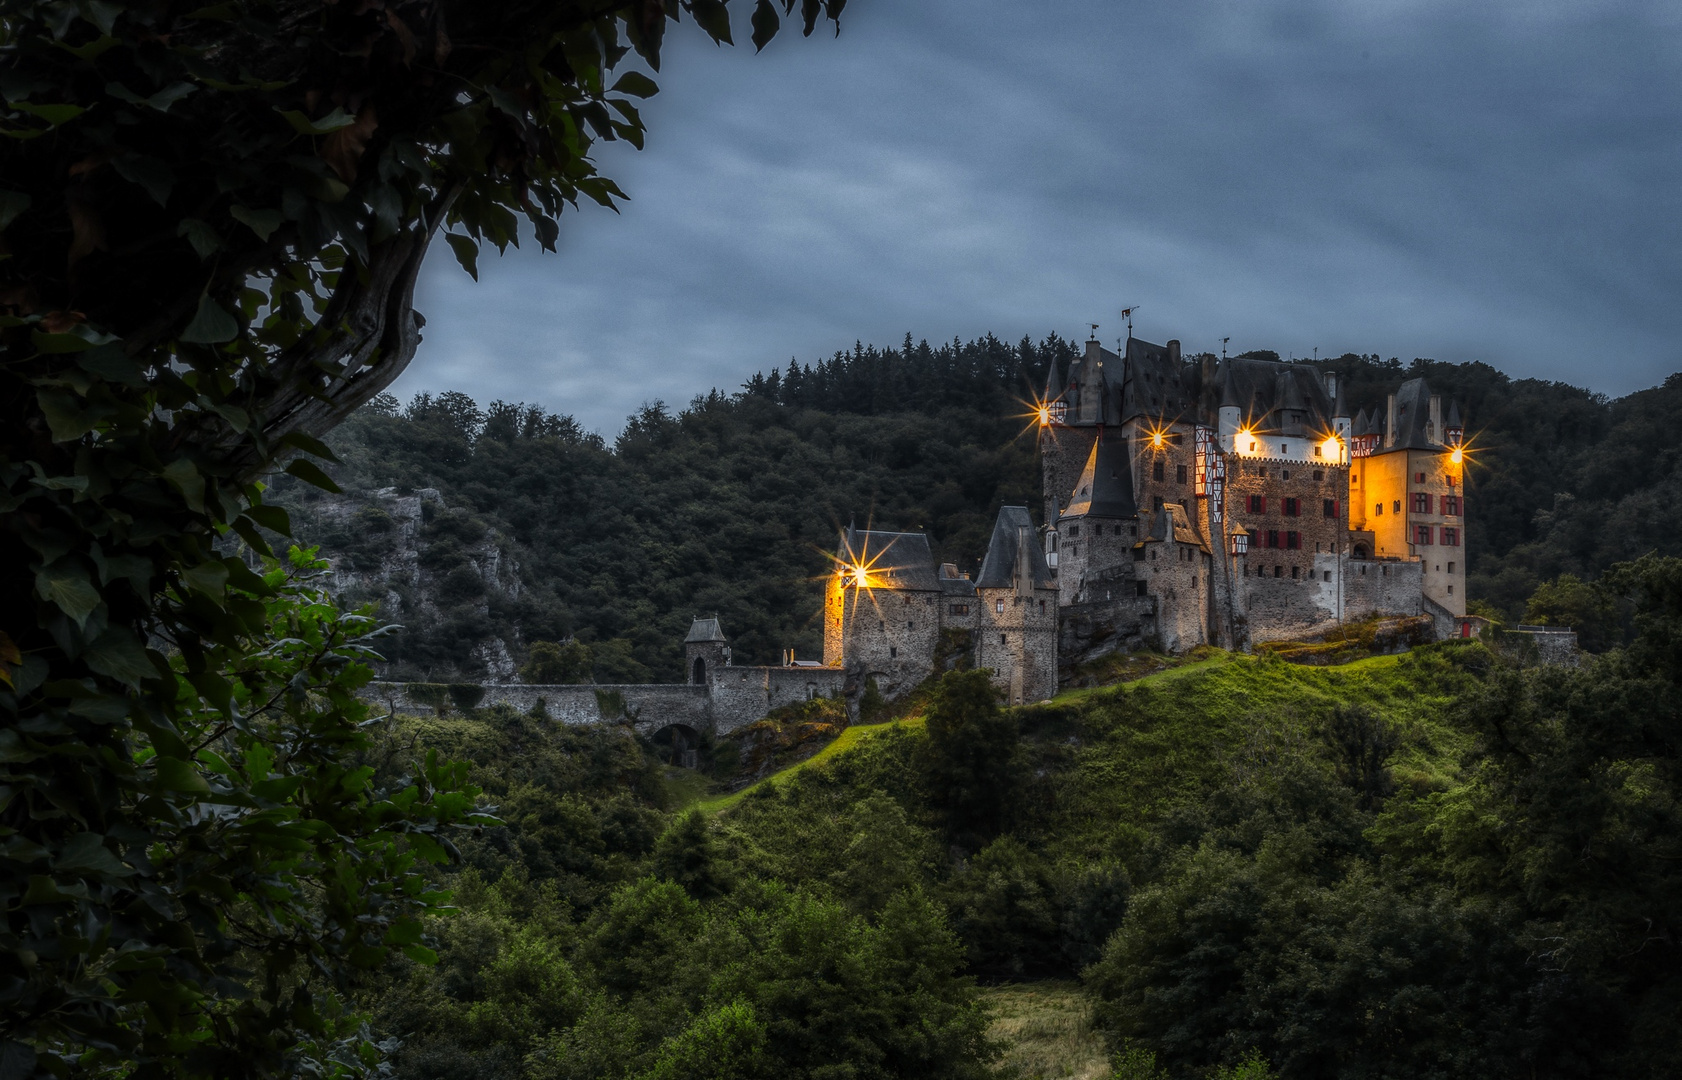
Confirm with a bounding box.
[397,0,1682,436]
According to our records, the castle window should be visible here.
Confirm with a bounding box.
[1375,502,1383,516]
[1153,461,1165,482]
[1248,440,1257,452]
[1176,464,1187,484]
[1131,526,1138,537]
[1248,494,1266,513]
[1416,472,1426,483]
[1286,531,1301,550]
[890,646,897,659]
[1069,525,1080,537]
[1324,571,1332,582]
[1135,580,1147,596]
[1323,499,1339,518]
[1281,443,1289,455]
[879,622,885,632]
[1448,562,1455,573]
[1448,584,1454,594]
[1266,529,1280,549]
[1070,544,1078,558]
[1282,470,1291,480]
[1274,565,1283,578]
[1040,599,1046,613]
[1441,528,1460,546]
[1446,475,1457,488]
[1441,495,1462,515]
[1283,497,1300,516]
[1415,525,1434,545]
[1000,633,1007,645]
[1392,500,1401,514]
[1410,493,1431,513]
[1292,566,1300,579]
[949,604,970,616]
[1313,470,1324,481]
[995,599,1005,614]
[907,621,914,631]
[1132,546,1145,562]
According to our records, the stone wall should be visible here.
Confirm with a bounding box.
[974,586,1060,704]
[363,664,848,740]
[1236,553,1424,644]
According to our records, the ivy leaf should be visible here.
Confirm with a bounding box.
[445,233,479,281]
[181,560,229,602]
[401,944,440,965]
[277,107,357,135]
[177,217,221,260]
[230,204,282,241]
[162,459,205,513]
[285,458,342,493]
[180,293,238,343]
[10,102,86,126]
[83,627,155,687]
[279,431,342,463]
[689,0,733,44]
[54,833,130,876]
[35,562,102,629]
[35,389,101,440]
[750,0,780,50]
[610,71,659,98]
[0,190,30,231]
[244,503,293,535]
[112,154,175,205]
[155,756,211,795]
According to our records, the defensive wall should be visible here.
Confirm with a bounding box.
[364,662,847,739]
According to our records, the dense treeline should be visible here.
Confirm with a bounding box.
[281,334,1682,682]
[366,554,1682,1079]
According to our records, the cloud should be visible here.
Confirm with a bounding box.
[402,0,1682,434]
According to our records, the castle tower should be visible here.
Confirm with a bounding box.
[823,524,944,696]
[974,506,1059,704]
[1329,373,1351,449]
[684,617,730,685]
[1055,430,1138,607]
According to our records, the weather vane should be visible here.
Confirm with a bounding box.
[1119,306,1140,337]
[1220,336,1231,360]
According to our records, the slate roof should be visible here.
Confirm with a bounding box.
[1141,504,1208,551]
[1205,357,1335,436]
[975,506,1055,591]
[1119,337,1196,421]
[1384,377,1439,451]
[837,526,940,591]
[1062,431,1137,521]
[684,617,728,643]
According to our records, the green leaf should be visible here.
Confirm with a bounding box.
[162,459,205,513]
[155,756,211,795]
[180,293,238,344]
[35,562,102,629]
[32,324,117,354]
[445,233,479,281]
[285,458,342,493]
[277,107,357,135]
[611,71,660,98]
[112,154,175,205]
[83,627,155,686]
[35,389,100,441]
[181,560,229,601]
[0,190,30,231]
[231,204,282,241]
[244,503,292,534]
[279,431,342,464]
[689,0,734,44]
[10,102,85,126]
[177,217,221,260]
[76,344,146,387]
[750,0,781,50]
[401,944,440,965]
[54,833,130,876]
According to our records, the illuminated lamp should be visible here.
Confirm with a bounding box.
[1450,447,1463,464]
[1230,524,1250,557]
[1037,405,1051,425]
[1320,436,1342,461]
[850,566,868,588]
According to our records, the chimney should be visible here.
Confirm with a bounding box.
[1428,394,1442,445]
[1385,393,1398,448]
[1167,339,1181,365]
[1323,371,1338,398]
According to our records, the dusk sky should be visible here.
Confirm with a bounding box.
[397,0,1682,437]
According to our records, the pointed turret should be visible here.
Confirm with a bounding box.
[1446,399,1464,446]
[976,506,1055,593]
[1217,360,1243,442]
[1045,356,1064,402]
[1062,430,1137,520]
[1330,372,1351,446]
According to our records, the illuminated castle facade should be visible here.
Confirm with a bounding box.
[1042,336,1467,657]
[820,334,1468,704]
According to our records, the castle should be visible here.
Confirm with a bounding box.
[822,334,1469,704]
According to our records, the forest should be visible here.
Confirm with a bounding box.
[277,334,1682,682]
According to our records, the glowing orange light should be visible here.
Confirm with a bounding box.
[1451,447,1463,464]
[1037,405,1050,425]
[1320,436,1342,460]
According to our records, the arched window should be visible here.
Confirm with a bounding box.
[691,657,706,684]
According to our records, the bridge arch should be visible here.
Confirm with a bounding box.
[650,722,702,769]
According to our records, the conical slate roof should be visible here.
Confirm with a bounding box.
[685,617,728,643]
[975,506,1055,591]
[1045,357,1064,401]
[1219,360,1242,409]
[1062,431,1137,520]
[1447,399,1462,428]
[836,525,940,590]
[1332,376,1348,419]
